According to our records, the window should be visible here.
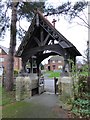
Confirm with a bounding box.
[58,65,62,69]
[58,60,61,63]
[0,58,4,62]
[52,60,55,63]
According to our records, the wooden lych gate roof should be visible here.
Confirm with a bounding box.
[0,45,8,55]
[16,10,81,64]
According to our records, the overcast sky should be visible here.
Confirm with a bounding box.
[43,0,88,64]
[0,0,88,64]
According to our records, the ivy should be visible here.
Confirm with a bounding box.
[67,59,90,118]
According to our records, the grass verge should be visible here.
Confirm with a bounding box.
[2,101,58,118]
[2,87,58,118]
[45,71,60,78]
[2,87,16,106]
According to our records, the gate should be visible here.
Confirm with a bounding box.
[54,77,58,94]
[38,76,44,94]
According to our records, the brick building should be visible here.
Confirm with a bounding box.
[44,55,64,71]
[0,45,22,71]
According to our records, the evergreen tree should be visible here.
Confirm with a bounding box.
[0,1,45,91]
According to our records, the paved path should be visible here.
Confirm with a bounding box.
[25,92,69,118]
[24,74,71,118]
[44,73,55,93]
[44,79,55,93]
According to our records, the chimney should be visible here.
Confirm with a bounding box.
[52,19,57,27]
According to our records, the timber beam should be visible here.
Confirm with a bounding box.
[36,52,58,65]
[39,18,73,48]
[21,44,69,62]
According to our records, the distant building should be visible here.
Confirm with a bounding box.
[44,55,64,71]
[0,45,22,71]
[76,61,83,70]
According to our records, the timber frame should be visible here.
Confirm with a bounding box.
[15,10,81,75]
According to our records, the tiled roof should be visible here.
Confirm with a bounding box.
[49,55,64,61]
[0,45,9,54]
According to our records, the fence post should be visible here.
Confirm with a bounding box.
[54,77,58,94]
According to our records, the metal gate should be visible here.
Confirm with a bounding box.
[38,76,44,94]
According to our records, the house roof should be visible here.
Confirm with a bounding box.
[0,45,8,54]
[49,55,64,61]
[15,10,81,63]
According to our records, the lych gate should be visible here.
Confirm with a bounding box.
[15,10,81,96]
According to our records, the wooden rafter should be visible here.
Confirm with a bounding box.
[44,34,50,45]
[34,37,41,47]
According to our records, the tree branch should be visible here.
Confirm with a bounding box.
[76,14,90,29]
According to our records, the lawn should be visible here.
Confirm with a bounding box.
[2,102,35,118]
[2,87,16,106]
[45,71,60,78]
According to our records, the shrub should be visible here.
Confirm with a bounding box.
[72,74,90,118]
[14,70,18,77]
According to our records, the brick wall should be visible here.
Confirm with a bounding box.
[44,56,64,71]
[0,54,22,71]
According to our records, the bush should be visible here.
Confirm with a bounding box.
[72,74,90,118]
[14,70,18,77]
[78,75,88,94]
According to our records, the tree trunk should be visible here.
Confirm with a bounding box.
[5,2,18,91]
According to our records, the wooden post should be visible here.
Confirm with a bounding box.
[31,57,33,73]
[54,77,58,94]
[22,58,26,73]
[37,63,39,77]
[36,62,39,94]
[62,52,69,76]
[40,28,44,46]
[36,14,39,27]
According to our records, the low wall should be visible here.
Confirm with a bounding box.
[16,74,38,101]
[58,76,73,106]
